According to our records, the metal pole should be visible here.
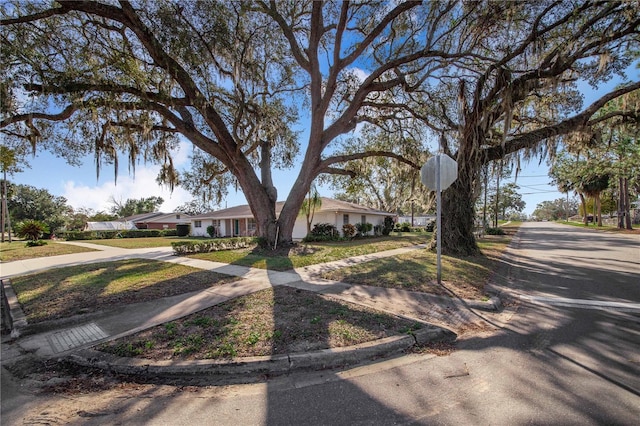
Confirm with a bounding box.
[436,154,442,285]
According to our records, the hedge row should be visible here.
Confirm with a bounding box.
[60,229,178,240]
[171,237,257,255]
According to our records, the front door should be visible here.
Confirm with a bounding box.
[234,219,240,236]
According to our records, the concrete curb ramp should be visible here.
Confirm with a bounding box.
[65,327,456,380]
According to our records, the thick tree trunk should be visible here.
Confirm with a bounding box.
[441,173,479,256]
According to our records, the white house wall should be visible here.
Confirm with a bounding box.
[294,211,388,239]
[191,212,388,239]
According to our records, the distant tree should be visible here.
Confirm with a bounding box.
[109,196,164,217]
[300,185,322,235]
[325,126,432,216]
[533,198,579,221]
[8,184,71,234]
[175,199,216,216]
[66,207,117,230]
[66,207,92,231]
[89,211,119,222]
[487,183,525,227]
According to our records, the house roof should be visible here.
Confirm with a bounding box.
[85,221,137,231]
[124,212,191,223]
[190,197,391,220]
[123,212,165,222]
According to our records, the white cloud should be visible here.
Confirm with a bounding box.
[63,165,193,213]
[172,138,192,167]
[351,67,371,83]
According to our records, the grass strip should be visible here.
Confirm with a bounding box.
[99,286,423,360]
[0,241,96,262]
[11,259,238,323]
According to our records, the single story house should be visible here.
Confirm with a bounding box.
[124,212,192,230]
[188,197,393,239]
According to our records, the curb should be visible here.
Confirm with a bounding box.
[64,326,457,380]
[1,279,28,338]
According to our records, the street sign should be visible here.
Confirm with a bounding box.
[420,153,458,284]
[420,154,458,191]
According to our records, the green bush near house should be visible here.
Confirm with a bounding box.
[342,223,356,238]
[382,216,395,236]
[60,228,176,240]
[172,237,257,254]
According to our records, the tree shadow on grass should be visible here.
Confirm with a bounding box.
[11,259,238,323]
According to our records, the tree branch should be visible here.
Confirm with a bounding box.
[485,81,640,162]
[318,150,421,174]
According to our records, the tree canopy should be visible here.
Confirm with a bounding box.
[109,195,164,217]
[7,183,71,234]
[2,1,639,252]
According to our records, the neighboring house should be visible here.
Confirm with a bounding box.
[125,212,192,230]
[397,215,435,226]
[188,197,392,239]
[84,221,137,231]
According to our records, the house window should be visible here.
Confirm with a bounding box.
[343,214,349,225]
[176,214,181,219]
[361,215,366,224]
[248,218,257,233]
[194,220,202,228]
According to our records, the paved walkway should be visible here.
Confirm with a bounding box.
[1,241,495,367]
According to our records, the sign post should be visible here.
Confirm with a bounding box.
[421,153,457,284]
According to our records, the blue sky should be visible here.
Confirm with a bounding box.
[9,65,637,217]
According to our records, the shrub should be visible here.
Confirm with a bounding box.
[302,234,341,242]
[425,220,435,232]
[382,216,395,236]
[16,219,49,241]
[172,237,257,255]
[364,222,373,234]
[399,222,411,232]
[206,225,217,238]
[342,223,356,238]
[25,239,47,247]
[485,227,506,235]
[310,223,338,237]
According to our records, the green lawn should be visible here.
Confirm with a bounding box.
[321,225,519,300]
[556,220,639,234]
[78,236,203,249]
[189,233,433,270]
[0,241,97,262]
[11,259,238,323]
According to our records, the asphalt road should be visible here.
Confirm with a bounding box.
[2,222,639,425]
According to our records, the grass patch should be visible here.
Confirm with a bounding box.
[99,286,421,360]
[0,241,97,262]
[321,224,521,300]
[556,220,639,234]
[79,237,203,249]
[189,234,432,271]
[11,259,238,323]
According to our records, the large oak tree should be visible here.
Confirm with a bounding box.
[2,1,639,253]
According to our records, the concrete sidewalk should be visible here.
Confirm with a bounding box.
[1,241,495,377]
